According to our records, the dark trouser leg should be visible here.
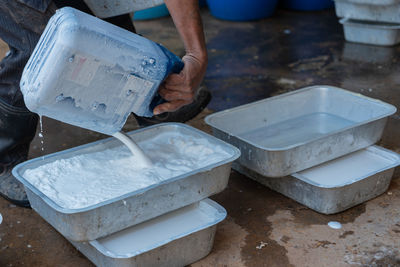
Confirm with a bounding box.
[0,1,56,206]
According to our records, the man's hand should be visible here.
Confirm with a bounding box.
[153,0,208,115]
[154,53,207,115]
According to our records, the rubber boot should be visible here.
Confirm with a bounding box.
[0,101,38,207]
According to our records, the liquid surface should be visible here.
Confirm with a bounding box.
[23,132,231,209]
[97,201,222,256]
[112,131,152,168]
[239,113,354,149]
[298,148,394,187]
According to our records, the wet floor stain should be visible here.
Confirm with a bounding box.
[266,178,400,267]
[339,230,354,239]
[291,202,366,226]
[191,217,248,267]
[212,172,296,267]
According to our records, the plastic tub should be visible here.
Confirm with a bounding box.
[334,0,400,23]
[282,0,334,11]
[206,0,278,21]
[342,42,396,63]
[340,18,400,46]
[133,4,170,20]
[83,0,164,18]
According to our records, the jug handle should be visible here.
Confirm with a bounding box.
[148,58,184,114]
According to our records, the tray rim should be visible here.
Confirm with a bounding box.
[12,122,240,214]
[340,18,400,29]
[291,145,400,188]
[87,198,226,258]
[334,0,400,5]
[205,85,397,151]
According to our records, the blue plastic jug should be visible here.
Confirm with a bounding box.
[20,7,183,135]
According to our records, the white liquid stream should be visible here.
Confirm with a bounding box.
[112,131,152,168]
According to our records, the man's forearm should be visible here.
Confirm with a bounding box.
[164,0,207,63]
[153,0,208,115]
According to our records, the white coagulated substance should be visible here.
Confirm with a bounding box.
[298,148,393,187]
[23,132,231,209]
[328,221,342,229]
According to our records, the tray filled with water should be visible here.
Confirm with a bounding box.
[12,123,240,241]
[205,86,396,177]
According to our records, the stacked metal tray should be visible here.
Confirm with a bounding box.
[70,199,226,267]
[206,86,399,214]
[334,0,400,46]
[13,123,240,265]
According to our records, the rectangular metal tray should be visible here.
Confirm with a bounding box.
[335,0,400,23]
[340,18,400,46]
[70,199,226,267]
[234,146,400,214]
[205,86,396,177]
[12,123,240,241]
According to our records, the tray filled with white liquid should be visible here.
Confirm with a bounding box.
[234,146,400,214]
[205,86,396,177]
[71,199,226,267]
[12,123,240,241]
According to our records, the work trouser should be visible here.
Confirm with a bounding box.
[0,0,135,159]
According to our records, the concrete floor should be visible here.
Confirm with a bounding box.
[1,7,400,267]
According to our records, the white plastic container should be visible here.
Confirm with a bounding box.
[20,7,183,135]
[340,18,400,46]
[334,0,400,23]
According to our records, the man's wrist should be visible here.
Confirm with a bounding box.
[185,50,208,64]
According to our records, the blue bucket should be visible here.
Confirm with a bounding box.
[133,4,170,20]
[199,0,207,7]
[207,0,278,21]
[281,0,334,11]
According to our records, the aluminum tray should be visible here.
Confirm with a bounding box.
[70,199,226,267]
[205,86,396,177]
[340,18,400,46]
[12,123,239,241]
[335,0,400,23]
[234,146,400,214]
